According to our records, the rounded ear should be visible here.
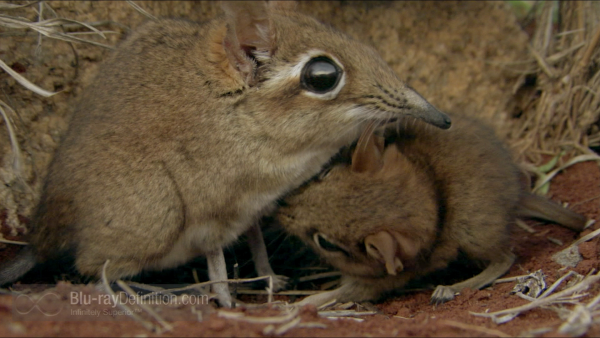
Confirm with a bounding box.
[351,122,385,174]
[219,1,275,85]
[364,231,403,275]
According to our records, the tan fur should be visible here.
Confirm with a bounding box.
[278,113,587,306]
[1,2,452,304]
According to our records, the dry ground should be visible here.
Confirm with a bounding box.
[0,1,599,337]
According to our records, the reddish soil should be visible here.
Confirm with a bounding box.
[0,160,598,337]
[0,1,598,337]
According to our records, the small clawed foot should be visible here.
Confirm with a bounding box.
[214,287,233,308]
[430,285,457,305]
[267,274,289,292]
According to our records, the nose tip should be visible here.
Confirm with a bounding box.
[441,113,452,129]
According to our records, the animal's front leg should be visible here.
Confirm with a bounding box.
[296,276,387,307]
[246,223,288,291]
[431,252,515,304]
[206,247,232,307]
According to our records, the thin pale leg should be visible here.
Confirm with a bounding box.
[246,223,288,291]
[431,252,515,304]
[296,275,394,307]
[297,288,346,308]
[206,247,232,307]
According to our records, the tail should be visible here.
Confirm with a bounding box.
[516,193,588,232]
[0,247,36,285]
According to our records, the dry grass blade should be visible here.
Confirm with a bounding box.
[506,1,600,164]
[495,273,539,284]
[126,1,158,21]
[439,319,511,338]
[317,299,338,310]
[100,260,156,332]
[557,281,600,335]
[0,100,24,175]
[0,59,56,97]
[0,1,39,10]
[539,271,578,299]
[297,271,342,283]
[570,225,600,247]
[274,316,302,335]
[24,17,108,39]
[472,271,600,324]
[235,289,322,296]
[527,44,556,78]
[558,303,592,336]
[0,238,27,245]
[515,219,536,233]
[318,310,377,317]
[116,280,174,333]
[580,25,600,68]
[217,307,299,324]
[296,322,327,329]
[139,275,274,301]
[0,14,114,49]
[532,154,600,193]
[546,42,586,64]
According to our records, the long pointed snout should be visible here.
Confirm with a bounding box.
[352,83,451,130]
[402,89,451,130]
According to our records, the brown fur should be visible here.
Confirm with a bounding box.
[0,1,451,306]
[278,113,587,305]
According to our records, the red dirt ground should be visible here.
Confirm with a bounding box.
[0,160,598,337]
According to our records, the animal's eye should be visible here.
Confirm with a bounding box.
[301,56,343,94]
[313,233,344,253]
[317,167,332,180]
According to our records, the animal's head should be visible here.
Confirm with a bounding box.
[277,124,439,278]
[210,1,450,150]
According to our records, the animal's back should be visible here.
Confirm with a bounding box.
[392,114,521,268]
[29,19,226,272]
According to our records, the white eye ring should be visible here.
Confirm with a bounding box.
[292,50,346,101]
[300,56,345,100]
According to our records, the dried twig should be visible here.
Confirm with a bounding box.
[532,154,600,193]
[126,1,158,21]
[217,307,299,324]
[0,238,27,245]
[318,310,377,317]
[439,319,511,338]
[0,59,57,97]
[116,280,173,333]
[100,260,156,332]
[139,275,274,301]
[472,271,600,324]
[297,271,342,283]
[235,289,323,296]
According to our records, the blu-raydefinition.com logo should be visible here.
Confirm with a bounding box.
[11,286,209,321]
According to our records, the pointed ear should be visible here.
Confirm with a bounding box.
[351,123,385,174]
[220,1,274,84]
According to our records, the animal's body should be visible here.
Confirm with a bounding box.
[0,1,451,306]
[278,114,587,306]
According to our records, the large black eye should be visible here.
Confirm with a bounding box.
[314,233,345,253]
[301,56,343,93]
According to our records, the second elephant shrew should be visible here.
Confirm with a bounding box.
[278,114,588,306]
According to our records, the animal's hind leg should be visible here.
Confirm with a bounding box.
[246,223,288,291]
[206,247,232,307]
[430,252,515,304]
